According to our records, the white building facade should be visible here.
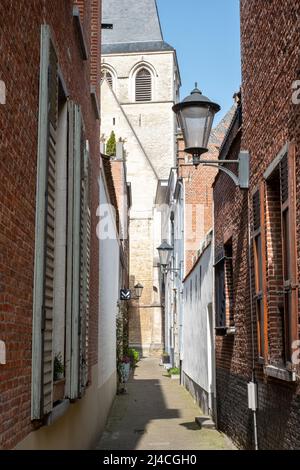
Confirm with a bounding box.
[182,232,216,418]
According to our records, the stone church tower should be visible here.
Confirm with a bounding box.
[101,0,181,355]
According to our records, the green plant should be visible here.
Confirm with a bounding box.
[126,348,140,368]
[53,353,64,381]
[168,367,180,376]
[106,130,116,156]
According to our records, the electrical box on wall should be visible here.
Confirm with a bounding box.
[247,381,258,411]
[0,340,6,365]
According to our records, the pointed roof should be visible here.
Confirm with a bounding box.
[102,0,170,53]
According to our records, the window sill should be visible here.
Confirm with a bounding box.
[44,399,70,426]
[215,326,236,337]
[264,365,296,382]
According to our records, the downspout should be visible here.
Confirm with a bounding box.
[247,191,259,450]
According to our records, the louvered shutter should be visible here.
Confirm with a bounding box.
[102,70,113,88]
[135,68,152,102]
[42,40,58,415]
[279,153,288,205]
[252,191,260,231]
[79,145,90,394]
[32,26,58,419]
[281,146,298,358]
[67,106,90,398]
[68,105,82,399]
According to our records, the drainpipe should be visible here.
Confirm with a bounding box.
[247,191,259,450]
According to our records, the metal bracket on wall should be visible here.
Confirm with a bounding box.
[181,151,250,189]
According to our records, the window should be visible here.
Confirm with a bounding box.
[32,25,90,420]
[101,69,113,88]
[252,186,267,359]
[264,148,298,367]
[135,68,152,102]
[215,242,234,332]
[215,252,225,329]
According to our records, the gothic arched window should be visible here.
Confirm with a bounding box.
[101,69,113,89]
[135,68,152,102]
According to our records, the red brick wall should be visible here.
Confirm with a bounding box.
[214,0,300,449]
[0,0,101,449]
[178,140,220,276]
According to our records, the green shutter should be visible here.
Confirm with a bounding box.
[67,105,82,399]
[32,25,58,420]
[66,106,90,399]
[79,146,90,394]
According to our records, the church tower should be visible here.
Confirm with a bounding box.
[101,0,181,355]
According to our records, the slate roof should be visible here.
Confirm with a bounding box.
[102,0,163,46]
[102,40,174,55]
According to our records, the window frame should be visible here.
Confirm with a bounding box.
[252,184,268,362]
[263,143,298,370]
[101,65,116,92]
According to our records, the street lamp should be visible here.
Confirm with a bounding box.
[157,240,173,268]
[173,83,220,167]
[134,283,144,299]
[157,241,181,276]
[172,84,249,188]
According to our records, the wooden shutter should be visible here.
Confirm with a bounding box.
[281,144,298,361]
[252,191,260,231]
[32,26,58,419]
[79,145,90,394]
[67,105,82,399]
[215,251,225,328]
[135,68,152,101]
[252,184,268,360]
[66,105,90,398]
[42,40,58,415]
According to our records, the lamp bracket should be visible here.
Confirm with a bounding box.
[181,151,249,189]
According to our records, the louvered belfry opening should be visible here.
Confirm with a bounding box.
[135,68,152,102]
[101,69,113,88]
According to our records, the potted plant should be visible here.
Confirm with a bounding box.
[117,355,130,393]
[54,353,64,381]
[168,367,180,380]
[126,348,140,368]
[53,353,65,402]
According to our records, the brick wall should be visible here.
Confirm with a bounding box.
[214,0,300,449]
[178,106,235,276]
[0,0,101,449]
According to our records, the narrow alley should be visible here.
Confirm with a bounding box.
[2,0,300,456]
[97,358,234,451]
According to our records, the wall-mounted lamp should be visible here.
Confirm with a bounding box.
[173,84,249,189]
[157,240,180,276]
[120,283,144,301]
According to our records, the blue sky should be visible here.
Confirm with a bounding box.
[156,0,241,123]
